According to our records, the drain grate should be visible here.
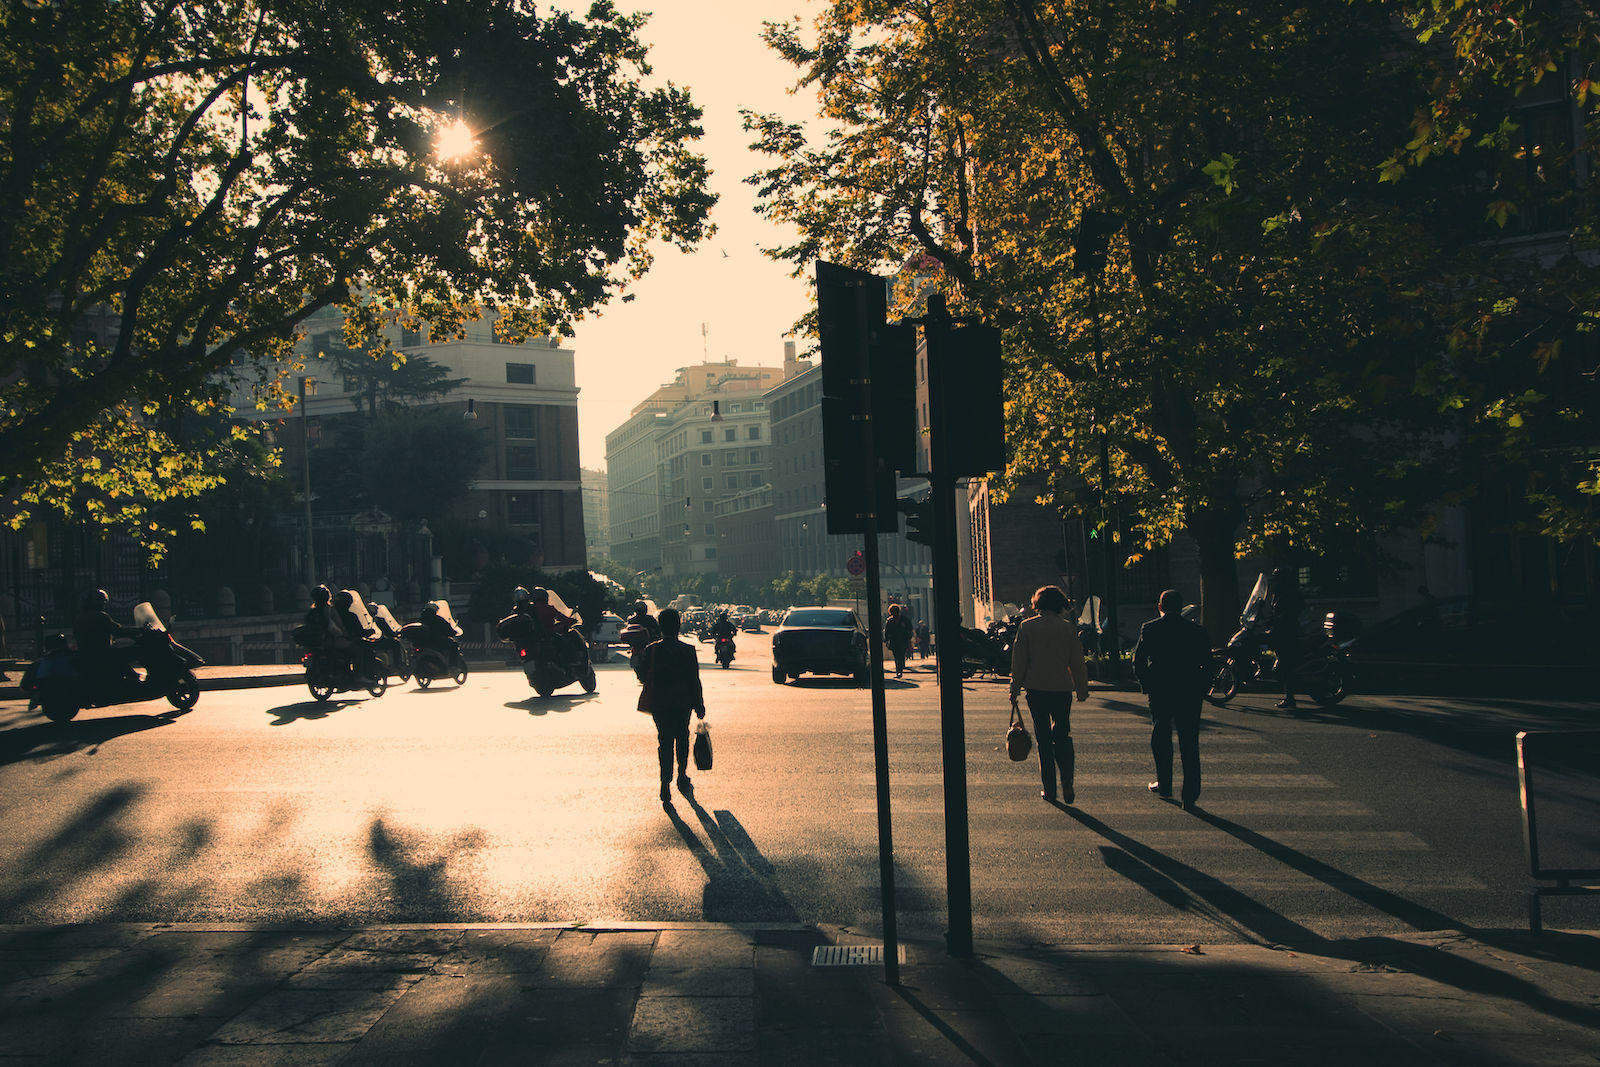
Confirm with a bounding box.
[811,944,907,967]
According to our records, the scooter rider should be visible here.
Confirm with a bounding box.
[72,588,139,682]
[710,611,736,644]
[418,601,461,655]
[331,589,375,675]
[628,600,661,642]
[529,587,586,669]
[1266,568,1305,710]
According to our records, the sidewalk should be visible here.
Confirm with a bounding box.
[0,922,1594,1064]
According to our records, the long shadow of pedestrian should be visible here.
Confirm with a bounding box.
[664,797,798,923]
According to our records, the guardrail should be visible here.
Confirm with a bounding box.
[1516,729,1600,933]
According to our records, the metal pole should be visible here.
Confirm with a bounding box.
[1089,275,1119,662]
[854,281,899,986]
[299,376,317,587]
[926,298,974,958]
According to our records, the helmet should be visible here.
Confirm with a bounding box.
[634,601,648,615]
[312,584,332,605]
[81,588,109,610]
[422,601,440,615]
[512,586,531,604]
[333,590,353,609]
[530,587,550,603]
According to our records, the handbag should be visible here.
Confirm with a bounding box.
[692,720,713,770]
[1006,705,1032,762]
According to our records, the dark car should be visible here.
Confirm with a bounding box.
[771,606,870,685]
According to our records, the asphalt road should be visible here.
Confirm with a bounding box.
[0,633,1595,943]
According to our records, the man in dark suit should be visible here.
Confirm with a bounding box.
[1133,589,1213,811]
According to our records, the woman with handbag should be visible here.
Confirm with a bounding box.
[1008,585,1091,804]
[634,608,706,804]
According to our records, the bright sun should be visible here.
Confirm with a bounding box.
[434,119,477,162]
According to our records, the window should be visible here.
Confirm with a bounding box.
[705,547,717,560]
[504,406,535,439]
[748,449,761,464]
[401,327,421,347]
[700,429,713,444]
[702,477,713,490]
[506,445,540,479]
[703,501,714,512]
[704,523,715,536]
[505,363,536,384]
[725,474,738,489]
[701,453,712,466]
[507,495,539,525]
[747,426,761,440]
[749,473,762,487]
[724,428,737,442]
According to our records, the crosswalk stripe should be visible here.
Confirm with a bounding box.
[851,773,1336,788]
[850,800,1375,816]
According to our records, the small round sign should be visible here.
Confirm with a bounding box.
[846,553,865,576]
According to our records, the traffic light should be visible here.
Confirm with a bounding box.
[928,322,1005,477]
[900,495,934,547]
[818,261,916,535]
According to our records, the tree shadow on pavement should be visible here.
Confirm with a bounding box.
[665,799,799,923]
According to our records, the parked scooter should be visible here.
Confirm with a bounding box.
[23,602,204,723]
[297,589,388,702]
[959,621,1011,678]
[401,600,469,689]
[1208,573,1354,707]
[714,634,736,668]
[497,590,596,698]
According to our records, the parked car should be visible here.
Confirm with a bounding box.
[771,606,870,685]
[589,612,625,663]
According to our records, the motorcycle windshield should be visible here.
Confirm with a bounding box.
[345,591,376,633]
[432,601,463,635]
[132,602,165,631]
[372,605,401,636]
[1240,573,1270,625]
[547,591,581,625]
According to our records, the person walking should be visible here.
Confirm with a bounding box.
[1132,589,1213,811]
[883,603,914,678]
[634,608,706,804]
[1008,585,1091,804]
[914,617,930,659]
[1266,568,1306,710]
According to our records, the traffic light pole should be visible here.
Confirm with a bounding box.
[852,281,900,987]
[925,299,974,958]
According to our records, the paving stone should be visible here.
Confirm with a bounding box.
[178,1042,354,1065]
[643,965,755,998]
[434,928,558,973]
[341,977,635,1064]
[206,986,410,1045]
[650,929,755,969]
[626,995,756,1053]
[527,930,655,989]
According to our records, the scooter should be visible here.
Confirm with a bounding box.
[715,634,736,668]
[23,603,205,723]
[370,604,412,684]
[497,591,597,698]
[1208,573,1354,707]
[299,590,388,702]
[959,623,1011,678]
[400,600,469,689]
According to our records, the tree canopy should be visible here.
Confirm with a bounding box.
[0,0,715,556]
[746,0,1469,627]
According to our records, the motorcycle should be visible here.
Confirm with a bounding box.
[497,591,597,698]
[297,590,388,702]
[23,602,205,723]
[369,603,412,684]
[715,634,736,668]
[400,600,469,689]
[1208,573,1354,707]
[959,620,1012,678]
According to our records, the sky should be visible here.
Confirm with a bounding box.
[566,1,823,469]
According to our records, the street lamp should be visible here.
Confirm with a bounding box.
[1075,207,1124,660]
[299,375,316,587]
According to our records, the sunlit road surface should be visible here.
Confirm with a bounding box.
[0,633,1593,943]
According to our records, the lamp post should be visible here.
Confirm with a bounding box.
[299,375,316,587]
[1075,209,1123,661]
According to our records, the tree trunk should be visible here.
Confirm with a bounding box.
[1188,507,1243,646]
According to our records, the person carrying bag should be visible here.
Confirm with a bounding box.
[633,608,706,804]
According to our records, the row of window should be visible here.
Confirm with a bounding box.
[700,449,763,466]
[702,475,766,490]
[700,425,762,443]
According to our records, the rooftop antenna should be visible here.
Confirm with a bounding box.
[701,322,709,359]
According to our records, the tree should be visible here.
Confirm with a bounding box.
[746,1,1452,631]
[1371,2,1600,548]
[330,348,469,419]
[1,0,715,556]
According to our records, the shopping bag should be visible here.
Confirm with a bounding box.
[1006,706,1032,762]
[692,720,713,770]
